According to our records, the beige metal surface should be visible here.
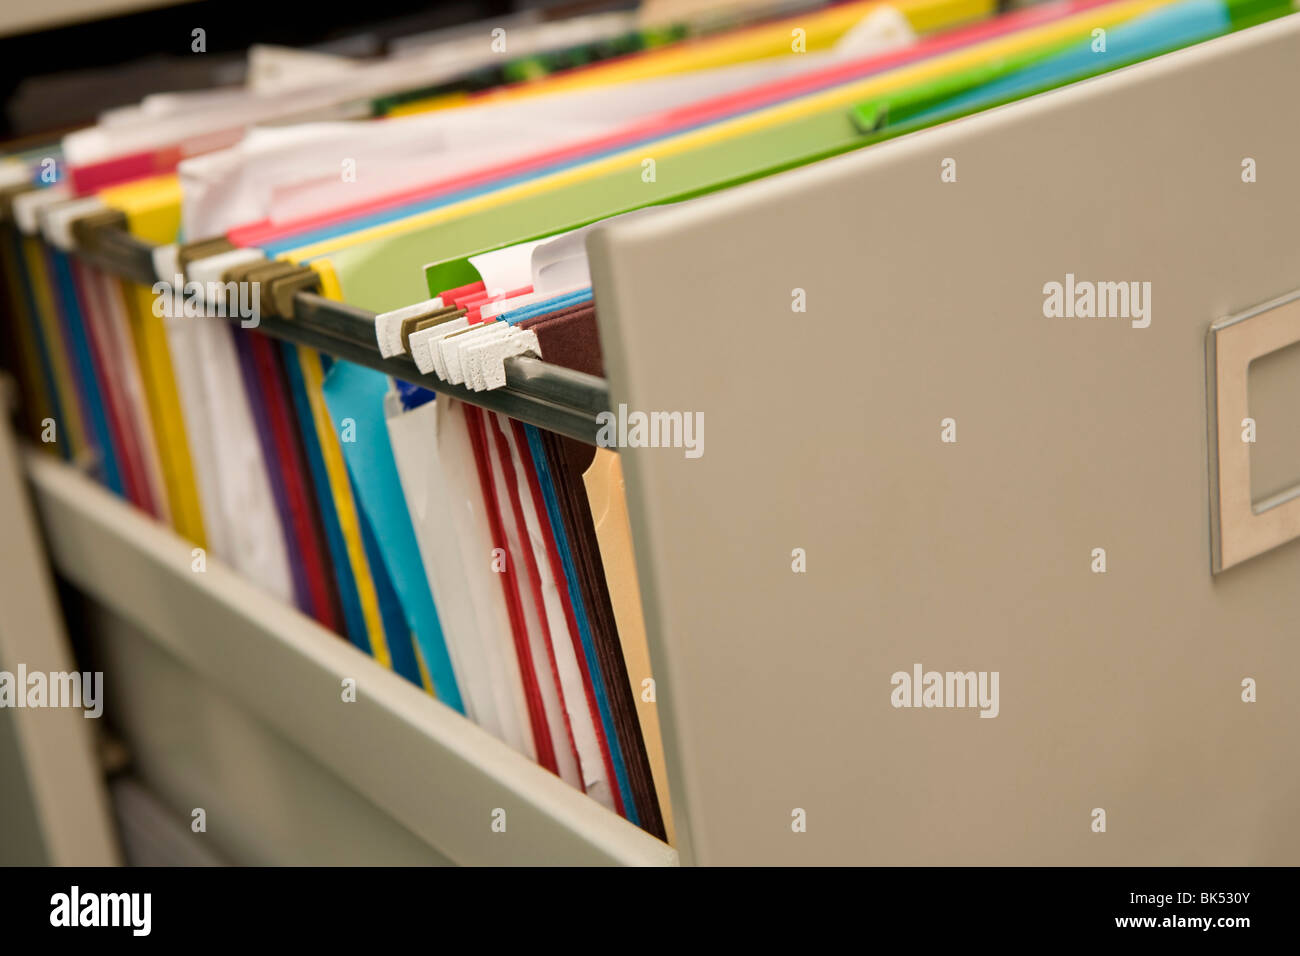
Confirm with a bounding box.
[0,417,119,865]
[24,447,677,866]
[589,16,1300,865]
[0,0,193,38]
[86,600,454,865]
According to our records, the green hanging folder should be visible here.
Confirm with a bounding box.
[850,0,1290,140]
[279,0,1267,314]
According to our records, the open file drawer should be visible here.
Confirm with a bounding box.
[15,11,1300,869]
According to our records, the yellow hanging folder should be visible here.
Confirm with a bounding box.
[99,175,207,547]
[298,259,394,670]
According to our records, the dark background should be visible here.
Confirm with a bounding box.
[0,0,635,139]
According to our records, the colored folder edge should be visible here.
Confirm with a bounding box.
[229,0,1173,312]
[237,0,998,255]
[309,260,463,706]
[98,176,208,546]
[850,0,1291,137]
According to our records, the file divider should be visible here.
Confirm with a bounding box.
[64,215,612,444]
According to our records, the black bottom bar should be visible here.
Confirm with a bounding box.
[0,866,1287,941]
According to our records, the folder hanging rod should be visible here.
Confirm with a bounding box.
[69,218,611,444]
